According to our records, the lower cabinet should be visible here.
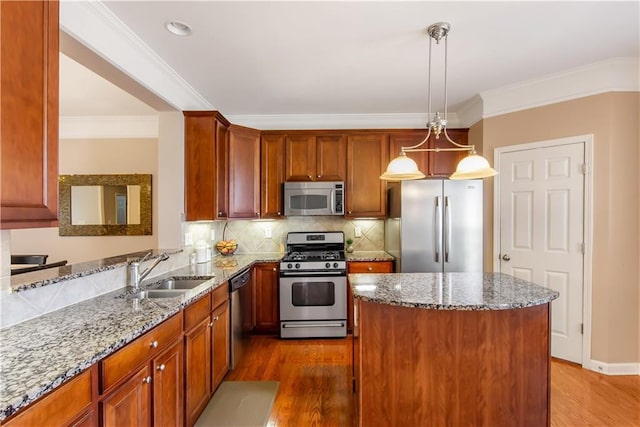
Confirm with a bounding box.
[152,341,184,427]
[184,283,230,427]
[252,262,279,334]
[100,366,151,427]
[347,261,394,332]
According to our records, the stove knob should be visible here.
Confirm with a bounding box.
[287,263,293,269]
[333,263,339,268]
[325,263,330,269]
[295,263,300,269]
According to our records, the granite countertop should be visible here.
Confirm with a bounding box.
[349,272,559,310]
[345,251,395,262]
[0,253,282,421]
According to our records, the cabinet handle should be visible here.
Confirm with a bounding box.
[348,211,352,214]
[307,175,312,179]
[273,268,276,271]
[277,211,281,216]
[149,340,159,348]
[157,364,166,372]
[367,266,372,271]
[208,322,214,327]
[143,376,152,384]
[317,174,321,178]
[214,316,220,321]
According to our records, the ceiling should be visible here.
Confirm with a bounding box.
[61,1,639,122]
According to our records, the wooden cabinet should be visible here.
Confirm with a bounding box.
[284,133,346,182]
[346,134,389,218]
[252,262,280,334]
[211,299,230,389]
[184,283,230,426]
[184,111,230,220]
[260,134,285,219]
[101,366,151,427]
[0,0,59,229]
[99,313,183,427]
[347,260,394,332]
[388,129,469,177]
[228,125,261,219]
[2,368,94,427]
[152,341,183,427]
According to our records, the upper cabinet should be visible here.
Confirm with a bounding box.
[285,133,346,182]
[260,133,285,219]
[184,111,230,221]
[1,1,59,229]
[389,129,468,177]
[228,125,261,219]
[346,134,389,218]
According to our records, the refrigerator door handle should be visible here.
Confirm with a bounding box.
[435,196,441,262]
[444,196,451,263]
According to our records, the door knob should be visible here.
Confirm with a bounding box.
[502,254,511,261]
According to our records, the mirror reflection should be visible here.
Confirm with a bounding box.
[59,174,152,236]
[71,185,141,225]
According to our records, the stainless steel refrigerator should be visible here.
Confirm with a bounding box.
[385,180,483,272]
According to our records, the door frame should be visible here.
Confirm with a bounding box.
[493,134,594,368]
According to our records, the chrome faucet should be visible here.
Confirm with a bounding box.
[128,252,170,290]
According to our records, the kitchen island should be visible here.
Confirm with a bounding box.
[349,272,559,427]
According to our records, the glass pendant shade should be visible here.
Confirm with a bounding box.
[449,153,498,180]
[379,152,426,180]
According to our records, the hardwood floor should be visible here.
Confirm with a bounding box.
[226,335,640,426]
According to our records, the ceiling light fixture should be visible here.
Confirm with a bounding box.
[380,22,497,181]
[165,20,192,37]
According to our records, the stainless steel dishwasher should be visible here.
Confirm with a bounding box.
[229,268,252,370]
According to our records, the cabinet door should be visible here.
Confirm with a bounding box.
[346,134,389,218]
[388,131,430,176]
[184,113,216,221]
[184,318,212,426]
[347,261,394,332]
[228,125,261,219]
[253,263,279,333]
[285,134,316,181]
[152,340,183,427]
[261,134,285,218]
[1,0,59,229]
[101,366,151,427]
[316,135,346,181]
[215,119,230,219]
[212,300,230,390]
[427,129,469,177]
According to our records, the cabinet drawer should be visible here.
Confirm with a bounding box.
[348,261,394,274]
[3,368,93,427]
[100,312,183,393]
[211,282,229,309]
[184,294,211,331]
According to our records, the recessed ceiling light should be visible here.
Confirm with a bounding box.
[165,20,192,36]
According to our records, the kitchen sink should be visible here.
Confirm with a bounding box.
[133,289,188,299]
[155,278,209,290]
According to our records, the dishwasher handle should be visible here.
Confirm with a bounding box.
[230,268,251,292]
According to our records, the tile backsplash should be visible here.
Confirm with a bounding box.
[184,217,385,255]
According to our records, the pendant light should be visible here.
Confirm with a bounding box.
[380,22,497,181]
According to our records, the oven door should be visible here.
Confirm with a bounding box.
[279,273,347,337]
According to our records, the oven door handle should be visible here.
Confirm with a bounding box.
[280,271,346,277]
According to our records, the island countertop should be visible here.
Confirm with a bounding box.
[349,272,559,310]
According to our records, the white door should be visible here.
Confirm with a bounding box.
[498,141,585,363]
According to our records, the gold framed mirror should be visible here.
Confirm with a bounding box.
[59,174,152,236]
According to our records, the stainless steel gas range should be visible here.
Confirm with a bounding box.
[279,231,347,339]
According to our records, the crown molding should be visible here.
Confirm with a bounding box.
[60,116,159,139]
[480,57,639,118]
[226,112,462,131]
[59,1,212,111]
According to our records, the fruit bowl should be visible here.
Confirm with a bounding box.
[215,240,237,256]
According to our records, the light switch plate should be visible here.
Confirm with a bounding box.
[355,227,362,237]
[265,227,272,239]
[210,230,216,241]
[184,232,194,246]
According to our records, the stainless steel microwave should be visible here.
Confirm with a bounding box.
[283,182,344,216]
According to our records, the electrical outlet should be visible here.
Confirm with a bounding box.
[265,226,272,239]
[184,232,194,246]
[210,230,216,241]
[355,227,362,237]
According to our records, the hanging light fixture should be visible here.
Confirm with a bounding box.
[380,22,497,181]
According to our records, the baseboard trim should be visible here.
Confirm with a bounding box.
[588,360,640,376]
